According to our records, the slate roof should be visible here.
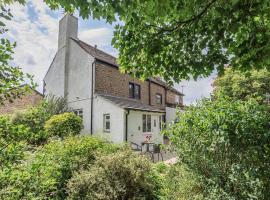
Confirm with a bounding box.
[97,93,165,113]
[72,38,183,96]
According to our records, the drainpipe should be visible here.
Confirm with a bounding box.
[125,109,130,142]
[90,59,96,135]
[148,80,151,105]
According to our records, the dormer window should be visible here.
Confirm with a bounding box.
[129,82,140,99]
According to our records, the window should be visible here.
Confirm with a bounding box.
[175,95,179,103]
[159,115,165,130]
[134,84,140,99]
[129,82,140,99]
[73,109,83,119]
[103,114,110,132]
[156,93,162,104]
[142,114,151,132]
[129,83,134,98]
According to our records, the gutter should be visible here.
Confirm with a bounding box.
[90,59,96,135]
[125,109,130,142]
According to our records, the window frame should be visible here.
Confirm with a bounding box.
[73,109,83,119]
[155,93,162,105]
[129,82,141,99]
[142,114,151,132]
[103,114,111,132]
[159,114,165,131]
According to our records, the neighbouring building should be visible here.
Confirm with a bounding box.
[0,86,43,115]
[44,14,184,144]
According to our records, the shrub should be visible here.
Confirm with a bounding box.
[165,97,270,199]
[12,95,70,145]
[0,136,118,199]
[44,112,83,138]
[0,116,29,166]
[12,105,49,145]
[67,148,159,200]
[154,163,203,200]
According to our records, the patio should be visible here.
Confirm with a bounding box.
[130,142,177,163]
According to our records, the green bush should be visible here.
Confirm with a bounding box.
[12,105,49,145]
[67,148,159,200]
[0,116,29,166]
[12,96,70,145]
[166,97,270,199]
[44,112,83,138]
[154,163,203,200]
[0,136,118,199]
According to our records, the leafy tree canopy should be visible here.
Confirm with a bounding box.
[165,97,270,199]
[213,67,270,103]
[0,1,35,105]
[41,0,270,83]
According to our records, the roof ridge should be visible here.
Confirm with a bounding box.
[72,37,183,95]
[75,38,117,60]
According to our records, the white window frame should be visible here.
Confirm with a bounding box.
[142,114,151,132]
[73,109,83,119]
[103,114,111,132]
[159,114,165,131]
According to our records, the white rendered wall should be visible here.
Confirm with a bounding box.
[93,95,125,143]
[67,39,94,101]
[127,110,164,145]
[44,49,65,97]
[165,107,177,124]
[69,99,91,134]
[66,39,95,134]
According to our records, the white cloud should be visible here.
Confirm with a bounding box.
[5,0,60,92]
[175,73,216,105]
[79,27,118,57]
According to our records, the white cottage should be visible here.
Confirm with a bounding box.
[44,14,184,145]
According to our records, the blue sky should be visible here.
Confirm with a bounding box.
[5,0,215,105]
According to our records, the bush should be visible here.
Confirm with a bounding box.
[44,112,83,138]
[154,163,203,200]
[0,116,29,166]
[12,96,70,145]
[0,136,118,199]
[67,148,159,200]
[166,97,270,199]
[12,105,49,145]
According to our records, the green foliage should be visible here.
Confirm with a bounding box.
[213,68,270,103]
[67,147,159,200]
[44,94,71,115]
[166,97,270,199]
[44,0,270,82]
[0,136,118,199]
[12,96,70,144]
[0,2,35,105]
[154,163,203,200]
[44,112,82,138]
[12,104,50,144]
[0,116,28,166]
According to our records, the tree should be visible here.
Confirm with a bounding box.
[165,97,270,199]
[0,1,35,105]
[42,0,270,83]
[213,67,270,103]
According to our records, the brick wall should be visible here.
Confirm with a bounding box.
[95,61,150,105]
[166,90,183,106]
[0,90,43,115]
[95,61,182,108]
[150,82,166,109]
